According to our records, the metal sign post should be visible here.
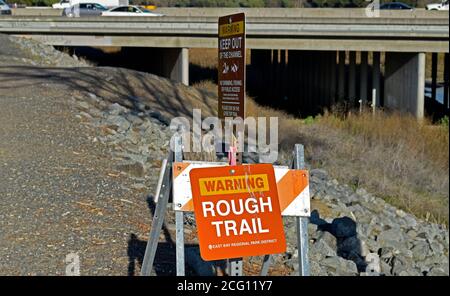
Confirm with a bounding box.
[140,151,173,276]
[218,12,247,276]
[174,133,185,276]
[293,144,310,276]
[260,144,310,276]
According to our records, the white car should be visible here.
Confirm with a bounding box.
[52,0,71,9]
[54,0,128,9]
[102,5,163,17]
[426,0,449,10]
[0,0,12,15]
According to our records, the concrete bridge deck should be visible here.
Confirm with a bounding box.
[1,8,449,52]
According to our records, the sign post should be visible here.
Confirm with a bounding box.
[218,13,247,274]
[218,13,246,120]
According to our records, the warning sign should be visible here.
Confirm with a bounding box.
[173,162,311,217]
[218,13,246,120]
[189,164,286,261]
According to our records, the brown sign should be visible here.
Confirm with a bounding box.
[218,13,246,120]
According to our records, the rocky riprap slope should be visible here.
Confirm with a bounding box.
[285,170,449,276]
[0,34,89,67]
[72,90,449,276]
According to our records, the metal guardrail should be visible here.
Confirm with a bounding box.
[0,16,448,38]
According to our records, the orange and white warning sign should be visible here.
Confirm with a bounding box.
[189,164,286,261]
[172,162,310,217]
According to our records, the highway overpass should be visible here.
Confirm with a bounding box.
[1,8,449,118]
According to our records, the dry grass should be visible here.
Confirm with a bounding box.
[190,48,218,69]
[305,111,449,225]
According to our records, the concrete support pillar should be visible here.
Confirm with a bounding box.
[372,52,381,107]
[360,51,368,105]
[384,52,425,119]
[338,51,346,101]
[431,53,438,102]
[444,53,449,110]
[348,51,356,103]
[162,47,189,85]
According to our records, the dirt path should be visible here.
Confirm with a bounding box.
[0,72,163,275]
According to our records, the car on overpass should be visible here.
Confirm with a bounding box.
[53,0,129,9]
[101,5,163,17]
[0,0,11,15]
[62,3,108,17]
[52,0,71,9]
[379,2,413,9]
[426,0,449,10]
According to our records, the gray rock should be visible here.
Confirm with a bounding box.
[311,239,337,258]
[403,215,418,228]
[398,269,422,276]
[108,103,128,115]
[428,267,448,276]
[284,225,297,242]
[391,255,415,276]
[105,115,131,132]
[380,259,392,276]
[365,238,381,254]
[356,223,372,238]
[340,193,360,205]
[310,168,328,180]
[316,230,337,250]
[429,241,444,254]
[411,241,431,261]
[126,113,144,126]
[77,100,91,111]
[379,247,396,261]
[348,203,367,217]
[320,256,359,276]
[376,228,405,250]
[79,111,93,120]
[309,260,326,276]
[406,229,418,239]
[420,253,449,267]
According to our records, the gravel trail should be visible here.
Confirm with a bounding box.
[0,75,159,276]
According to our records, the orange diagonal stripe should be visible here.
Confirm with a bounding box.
[277,170,308,212]
[173,162,190,179]
[181,198,194,212]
